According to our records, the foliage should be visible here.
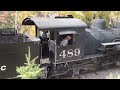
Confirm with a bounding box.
[17,11,37,37]
[16,47,43,79]
[6,11,15,28]
[1,11,120,35]
[0,11,15,28]
[0,11,3,15]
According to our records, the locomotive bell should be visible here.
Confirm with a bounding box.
[92,19,106,30]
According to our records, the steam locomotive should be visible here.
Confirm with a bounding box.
[1,15,120,79]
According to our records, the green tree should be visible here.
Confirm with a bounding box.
[16,47,43,79]
[5,11,15,28]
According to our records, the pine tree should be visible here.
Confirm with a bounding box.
[16,47,43,79]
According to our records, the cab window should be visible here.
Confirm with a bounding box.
[57,34,74,46]
[57,30,76,47]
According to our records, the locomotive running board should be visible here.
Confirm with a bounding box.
[53,54,103,64]
[99,41,120,51]
[101,42,120,46]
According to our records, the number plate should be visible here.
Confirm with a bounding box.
[57,48,81,61]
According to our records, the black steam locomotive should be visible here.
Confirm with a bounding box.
[1,15,120,79]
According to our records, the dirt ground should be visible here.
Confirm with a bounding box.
[71,67,120,79]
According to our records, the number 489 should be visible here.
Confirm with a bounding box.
[59,48,80,58]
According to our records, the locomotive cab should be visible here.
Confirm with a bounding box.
[22,17,87,63]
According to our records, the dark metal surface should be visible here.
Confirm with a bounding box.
[58,30,77,35]
[85,21,120,55]
[114,20,120,29]
[22,18,87,30]
[0,28,16,35]
[0,34,28,44]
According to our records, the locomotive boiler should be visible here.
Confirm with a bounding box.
[85,19,120,54]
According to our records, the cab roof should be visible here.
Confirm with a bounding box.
[22,17,87,30]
